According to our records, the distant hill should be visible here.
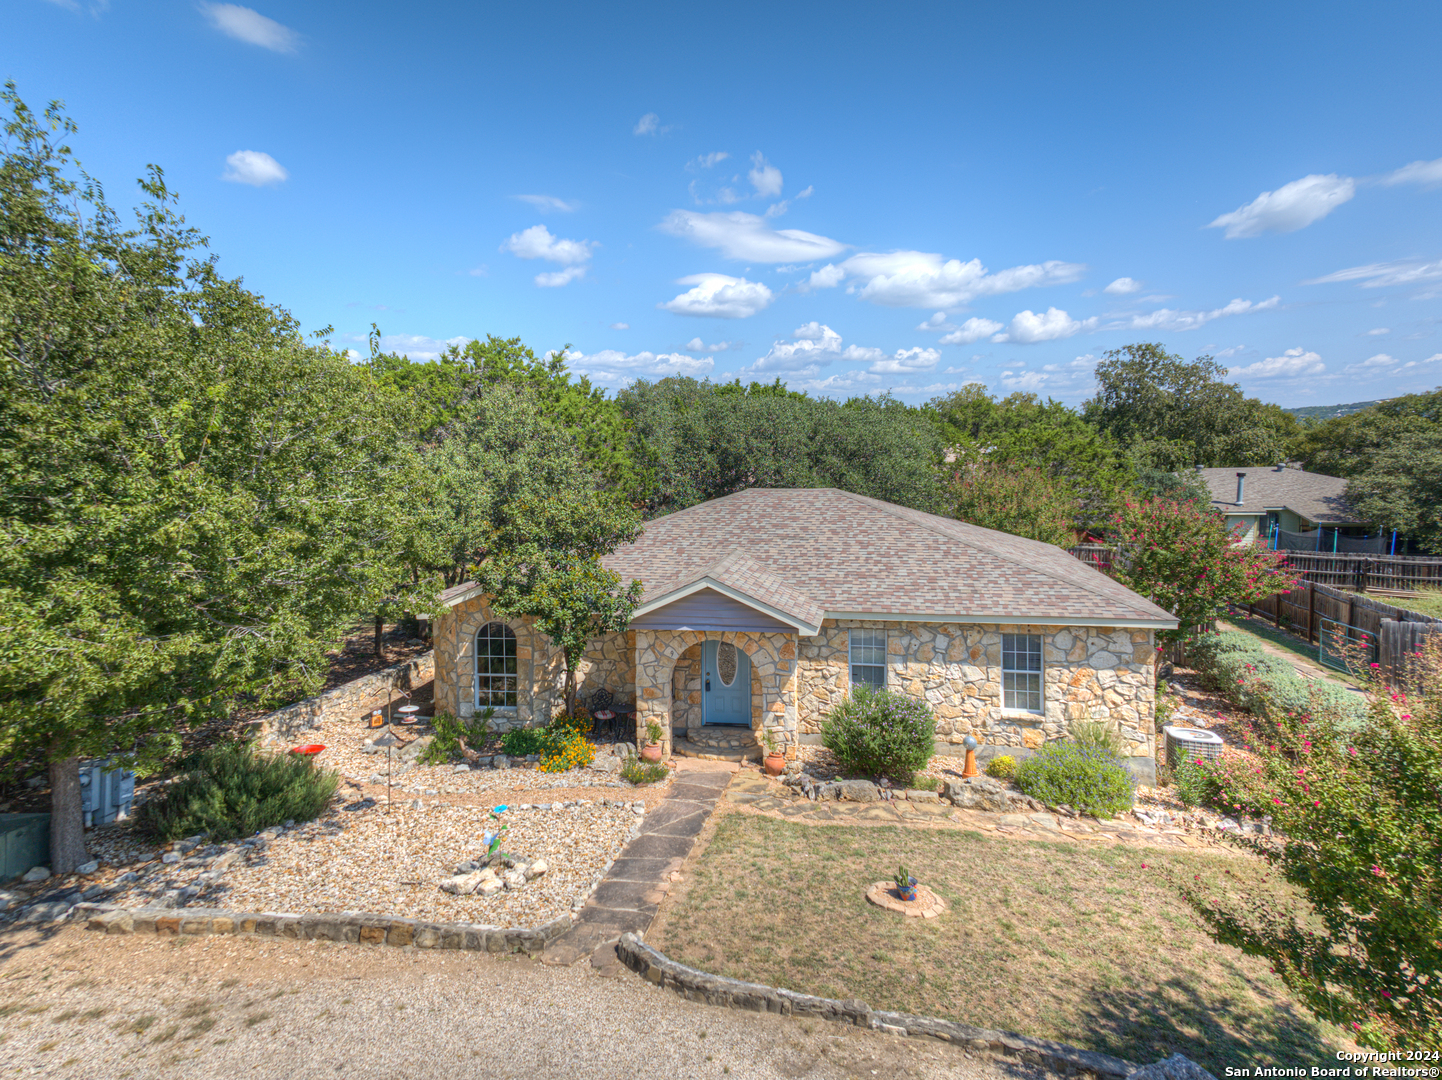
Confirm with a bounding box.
[1285,400,1384,421]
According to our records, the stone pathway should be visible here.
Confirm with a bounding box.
[542,761,735,969]
[723,768,1220,850]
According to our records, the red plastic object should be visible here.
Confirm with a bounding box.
[290,744,326,757]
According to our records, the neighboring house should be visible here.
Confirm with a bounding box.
[1198,465,1368,547]
[432,488,1177,778]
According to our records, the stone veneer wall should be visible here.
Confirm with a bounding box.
[635,630,797,757]
[433,596,635,729]
[797,620,1156,757]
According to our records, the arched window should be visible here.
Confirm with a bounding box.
[475,623,518,709]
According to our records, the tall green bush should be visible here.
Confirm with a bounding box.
[820,686,936,784]
[139,743,339,842]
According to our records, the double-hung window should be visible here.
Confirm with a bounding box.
[1001,633,1043,713]
[848,629,887,691]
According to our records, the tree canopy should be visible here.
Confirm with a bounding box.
[1083,343,1300,470]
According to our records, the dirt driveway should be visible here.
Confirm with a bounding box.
[0,926,1061,1080]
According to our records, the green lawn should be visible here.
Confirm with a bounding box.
[1220,612,1358,688]
[654,814,1349,1074]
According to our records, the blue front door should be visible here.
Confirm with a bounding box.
[702,640,751,726]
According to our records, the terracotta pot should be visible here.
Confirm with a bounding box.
[763,751,786,777]
[640,743,663,763]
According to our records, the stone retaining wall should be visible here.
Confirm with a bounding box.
[82,902,569,955]
[797,620,1156,758]
[254,651,435,743]
[615,933,1137,1079]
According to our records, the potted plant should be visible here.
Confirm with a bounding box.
[640,720,665,763]
[761,728,786,777]
[894,863,917,902]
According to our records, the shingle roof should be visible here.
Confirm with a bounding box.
[1199,466,1359,524]
[601,488,1176,627]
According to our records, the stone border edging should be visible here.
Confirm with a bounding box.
[76,901,569,955]
[252,650,435,743]
[614,933,1136,1080]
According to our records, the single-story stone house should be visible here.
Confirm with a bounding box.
[432,488,1177,778]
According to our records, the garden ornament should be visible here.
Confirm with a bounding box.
[961,734,980,779]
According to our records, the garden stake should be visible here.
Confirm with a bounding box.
[961,734,979,779]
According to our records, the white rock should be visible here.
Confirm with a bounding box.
[502,870,527,890]
[477,879,503,897]
[77,860,99,875]
[161,852,181,864]
[21,866,50,883]
[440,871,485,896]
[524,860,548,880]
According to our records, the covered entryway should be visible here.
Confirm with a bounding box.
[701,640,751,726]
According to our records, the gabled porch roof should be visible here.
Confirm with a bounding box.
[630,549,824,635]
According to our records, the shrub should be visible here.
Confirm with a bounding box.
[1014,742,1134,817]
[1181,635,1442,1051]
[620,756,669,785]
[419,710,492,766]
[820,686,936,785]
[1171,757,1221,809]
[985,754,1017,780]
[1068,720,1128,758]
[499,726,549,757]
[139,742,339,843]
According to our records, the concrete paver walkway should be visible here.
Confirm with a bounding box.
[542,762,734,968]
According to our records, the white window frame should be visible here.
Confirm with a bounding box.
[1001,633,1044,714]
[475,622,519,713]
[848,628,887,691]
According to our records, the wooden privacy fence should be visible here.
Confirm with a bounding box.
[1242,581,1441,688]
[1065,546,1442,590]
[1378,618,1439,689]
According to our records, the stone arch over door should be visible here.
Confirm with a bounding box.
[670,640,765,740]
[634,629,798,758]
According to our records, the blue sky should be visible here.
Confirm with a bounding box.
[8,1,1442,406]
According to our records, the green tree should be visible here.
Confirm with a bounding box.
[1083,343,1300,470]
[1288,388,1442,479]
[476,494,644,717]
[946,458,1082,547]
[0,88,430,870]
[1345,428,1442,553]
[618,377,944,517]
[417,382,613,586]
[1107,498,1298,643]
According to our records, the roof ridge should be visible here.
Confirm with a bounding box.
[828,489,1161,621]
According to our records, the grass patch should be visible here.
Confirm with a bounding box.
[1220,614,1354,687]
[653,813,1348,1073]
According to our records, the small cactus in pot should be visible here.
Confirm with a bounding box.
[894,863,917,902]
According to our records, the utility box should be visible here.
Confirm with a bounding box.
[79,759,136,827]
[1,814,51,882]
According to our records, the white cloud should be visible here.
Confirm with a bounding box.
[376,333,472,361]
[1305,259,1442,289]
[1208,174,1356,238]
[748,152,783,198]
[1381,158,1442,188]
[500,224,595,265]
[535,266,586,287]
[660,210,847,263]
[917,312,948,330]
[867,347,941,374]
[795,185,814,199]
[993,307,1097,344]
[808,250,1086,308]
[200,3,299,52]
[1230,347,1326,378]
[1343,351,1442,375]
[515,194,577,213]
[467,266,488,277]
[1366,327,1391,335]
[1125,295,1280,332]
[633,113,659,136]
[690,151,729,169]
[805,263,846,290]
[683,337,738,353]
[940,317,1005,345]
[660,274,773,319]
[1104,277,1143,295]
[221,150,288,186]
[747,323,844,372]
[610,322,629,330]
[567,349,713,384]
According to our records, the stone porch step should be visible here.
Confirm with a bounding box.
[671,737,761,762]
